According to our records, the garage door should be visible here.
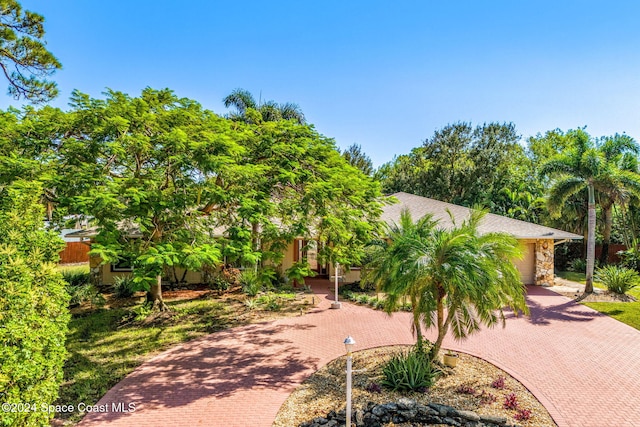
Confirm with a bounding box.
[514,243,535,285]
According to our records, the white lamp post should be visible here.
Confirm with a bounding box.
[344,335,356,427]
[331,262,341,309]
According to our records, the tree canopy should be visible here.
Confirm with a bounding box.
[380,122,536,212]
[0,0,61,102]
[0,88,384,308]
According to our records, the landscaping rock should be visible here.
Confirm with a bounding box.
[298,399,518,427]
[397,397,417,409]
[453,409,481,422]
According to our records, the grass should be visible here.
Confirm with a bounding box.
[57,264,90,274]
[56,289,312,425]
[556,270,640,330]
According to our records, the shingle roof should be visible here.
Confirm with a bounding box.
[383,192,583,240]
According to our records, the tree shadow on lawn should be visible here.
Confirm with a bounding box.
[77,322,319,424]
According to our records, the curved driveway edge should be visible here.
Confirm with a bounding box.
[77,282,640,427]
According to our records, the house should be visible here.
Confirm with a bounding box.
[338,192,582,286]
[70,192,582,288]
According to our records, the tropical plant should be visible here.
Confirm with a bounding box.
[113,275,138,298]
[365,208,528,359]
[285,261,316,286]
[240,270,262,296]
[380,347,439,392]
[594,265,640,294]
[223,88,306,124]
[540,129,640,294]
[67,283,105,308]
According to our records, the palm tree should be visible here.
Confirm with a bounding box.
[541,130,640,294]
[364,208,528,359]
[222,88,305,124]
[595,134,640,264]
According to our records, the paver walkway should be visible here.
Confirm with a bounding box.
[78,281,640,427]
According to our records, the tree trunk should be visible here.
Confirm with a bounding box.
[584,184,596,295]
[430,295,446,360]
[598,205,613,265]
[149,274,168,311]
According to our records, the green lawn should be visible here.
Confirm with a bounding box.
[556,270,640,330]
[56,289,311,425]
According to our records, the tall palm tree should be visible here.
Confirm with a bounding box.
[222,88,306,124]
[364,208,528,359]
[540,130,640,294]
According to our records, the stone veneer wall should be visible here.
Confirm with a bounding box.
[535,239,554,286]
[89,252,103,286]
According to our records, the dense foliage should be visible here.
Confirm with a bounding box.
[0,88,384,309]
[0,181,70,427]
[378,122,539,217]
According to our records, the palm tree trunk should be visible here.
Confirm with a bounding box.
[585,184,596,294]
[598,205,613,265]
[430,295,446,360]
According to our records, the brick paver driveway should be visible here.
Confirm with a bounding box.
[78,282,640,427]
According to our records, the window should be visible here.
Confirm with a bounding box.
[110,257,133,272]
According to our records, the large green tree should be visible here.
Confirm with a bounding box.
[0,181,69,427]
[206,112,384,275]
[58,89,235,310]
[0,0,61,102]
[365,208,527,359]
[380,122,537,213]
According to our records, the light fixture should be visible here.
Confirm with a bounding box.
[344,335,356,427]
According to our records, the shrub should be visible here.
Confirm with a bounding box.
[244,298,259,310]
[209,276,230,292]
[479,390,497,405]
[455,384,477,395]
[357,294,370,305]
[68,283,105,308]
[0,182,70,427]
[62,269,91,287]
[514,409,532,421]
[503,393,519,410]
[594,265,640,294]
[618,244,640,272]
[491,375,506,389]
[366,382,382,393]
[240,270,262,296]
[113,275,138,298]
[220,266,241,286]
[381,347,439,392]
[569,258,587,272]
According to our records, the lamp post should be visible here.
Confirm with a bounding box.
[344,335,356,427]
[331,262,341,309]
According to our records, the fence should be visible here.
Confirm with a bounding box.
[59,242,90,264]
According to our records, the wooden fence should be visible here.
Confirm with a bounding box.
[59,241,90,264]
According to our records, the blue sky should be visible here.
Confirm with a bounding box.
[3,1,640,166]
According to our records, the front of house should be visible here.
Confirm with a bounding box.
[73,191,582,287]
[363,192,583,286]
